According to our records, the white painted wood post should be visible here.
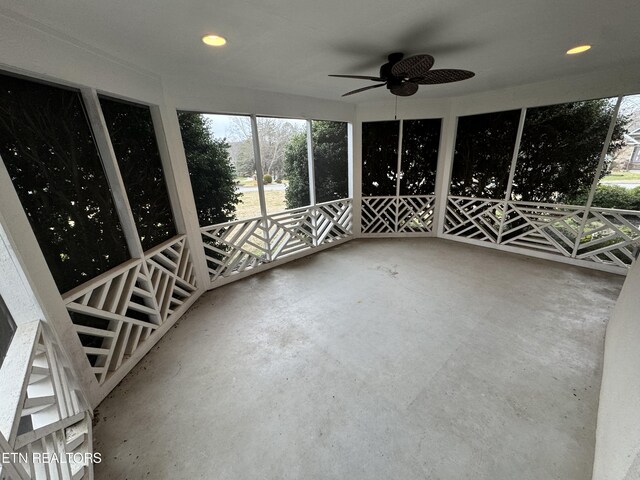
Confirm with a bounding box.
[572,96,623,256]
[395,120,404,233]
[306,120,319,246]
[150,102,210,291]
[433,109,458,237]
[497,108,527,241]
[80,89,145,260]
[348,121,361,235]
[0,160,98,405]
[250,115,273,260]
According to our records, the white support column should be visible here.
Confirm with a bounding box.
[498,108,527,241]
[250,115,272,260]
[433,109,458,237]
[150,101,211,290]
[395,120,404,232]
[306,120,319,246]
[349,121,361,235]
[0,161,98,404]
[572,96,623,256]
[80,88,144,259]
[306,120,317,206]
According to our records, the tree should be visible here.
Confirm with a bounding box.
[229,116,303,179]
[283,121,349,209]
[284,131,309,209]
[513,99,628,203]
[178,112,240,226]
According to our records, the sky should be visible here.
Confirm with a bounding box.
[203,114,307,141]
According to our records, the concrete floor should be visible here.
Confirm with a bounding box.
[93,238,624,480]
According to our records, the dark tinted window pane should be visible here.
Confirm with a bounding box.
[362,121,399,196]
[0,296,16,369]
[512,99,616,203]
[400,119,441,195]
[313,120,349,203]
[450,110,521,198]
[0,73,129,293]
[100,97,177,250]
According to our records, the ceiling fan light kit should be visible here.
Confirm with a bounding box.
[330,52,475,97]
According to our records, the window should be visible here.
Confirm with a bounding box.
[400,119,441,195]
[591,94,640,209]
[0,295,16,369]
[0,73,129,293]
[312,120,349,203]
[512,99,616,203]
[258,117,309,212]
[178,112,244,225]
[362,121,399,196]
[100,97,177,250]
[450,110,521,198]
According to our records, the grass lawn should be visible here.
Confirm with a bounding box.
[235,189,287,219]
[602,171,640,182]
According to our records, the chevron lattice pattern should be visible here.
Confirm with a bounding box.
[500,202,585,256]
[576,208,640,267]
[316,200,353,244]
[201,216,270,280]
[201,199,353,281]
[63,234,197,384]
[268,207,315,261]
[444,197,504,242]
[361,196,434,234]
[0,321,93,480]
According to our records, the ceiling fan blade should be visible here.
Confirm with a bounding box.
[391,54,435,78]
[329,74,385,81]
[412,69,475,84]
[390,82,419,97]
[342,83,386,97]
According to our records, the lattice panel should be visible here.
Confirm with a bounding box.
[201,217,269,280]
[63,260,158,384]
[316,200,353,244]
[397,196,435,233]
[576,209,640,267]
[62,234,198,383]
[145,237,198,323]
[268,207,315,261]
[0,322,93,480]
[361,197,398,234]
[444,197,504,243]
[500,202,585,256]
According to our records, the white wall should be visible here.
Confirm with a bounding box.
[592,257,640,480]
[356,60,640,122]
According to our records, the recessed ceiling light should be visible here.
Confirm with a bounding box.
[566,45,591,55]
[202,34,227,47]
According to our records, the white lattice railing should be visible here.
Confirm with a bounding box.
[361,196,436,235]
[201,198,353,281]
[61,234,198,385]
[0,321,94,480]
[444,196,640,269]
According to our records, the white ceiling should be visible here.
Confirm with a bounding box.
[1,0,639,103]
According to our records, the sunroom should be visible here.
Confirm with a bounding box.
[0,1,639,479]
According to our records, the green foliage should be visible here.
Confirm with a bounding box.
[100,98,177,250]
[513,99,628,203]
[0,74,130,293]
[312,121,349,203]
[284,132,310,209]
[178,112,240,226]
[263,173,273,184]
[451,110,521,198]
[284,120,349,208]
[569,185,640,210]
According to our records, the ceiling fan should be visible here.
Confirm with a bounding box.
[330,52,475,97]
